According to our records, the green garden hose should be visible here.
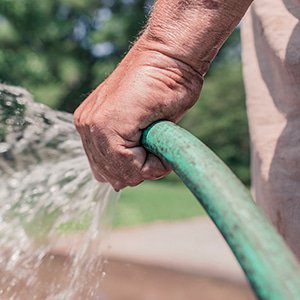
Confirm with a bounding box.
[142,121,300,300]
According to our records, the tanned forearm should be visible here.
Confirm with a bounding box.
[139,0,253,75]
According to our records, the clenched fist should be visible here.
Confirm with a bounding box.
[74,41,203,190]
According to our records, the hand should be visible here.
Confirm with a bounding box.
[74,42,203,191]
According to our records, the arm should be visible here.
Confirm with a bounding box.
[141,0,252,75]
[74,0,253,191]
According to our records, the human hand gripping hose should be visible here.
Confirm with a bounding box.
[142,121,300,300]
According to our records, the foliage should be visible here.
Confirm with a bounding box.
[0,0,148,111]
[115,180,204,227]
[0,89,26,142]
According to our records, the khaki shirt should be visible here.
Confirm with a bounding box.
[241,0,300,259]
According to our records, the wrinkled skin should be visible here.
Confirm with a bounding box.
[74,42,203,190]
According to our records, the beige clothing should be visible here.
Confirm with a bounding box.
[241,0,300,259]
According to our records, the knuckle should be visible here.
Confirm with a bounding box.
[73,108,82,130]
[117,148,141,163]
[74,105,93,130]
[112,181,125,191]
[127,177,143,187]
[142,167,169,180]
[121,150,134,160]
[89,114,109,133]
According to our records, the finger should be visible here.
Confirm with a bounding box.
[110,177,144,192]
[79,126,108,183]
[110,180,127,192]
[102,146,146,188]
[141,153,172,180]
[74,96,94,128]
[125,146,147,170]
[92,171,107,182]
[74,84,104,128]
[85,148,107,182]
[159,157,172,172]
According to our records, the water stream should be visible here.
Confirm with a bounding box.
[0,84,118,299]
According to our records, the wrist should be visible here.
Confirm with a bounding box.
[131,38,204,87]
[137,0,252,76]
[138,31,211,77]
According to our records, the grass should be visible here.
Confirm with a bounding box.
[25,178,206,235]
[113,179,205,228]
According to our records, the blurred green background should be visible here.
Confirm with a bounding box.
[0,0,249,227]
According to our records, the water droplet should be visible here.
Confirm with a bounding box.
[101,271,106,281]
[0,143,9,153]
[5,100,12,107]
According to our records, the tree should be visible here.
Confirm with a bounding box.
[0,0,148,111]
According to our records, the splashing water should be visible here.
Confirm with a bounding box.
[0,84,118,299]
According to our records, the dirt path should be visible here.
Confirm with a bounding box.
[102,259,255,300]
